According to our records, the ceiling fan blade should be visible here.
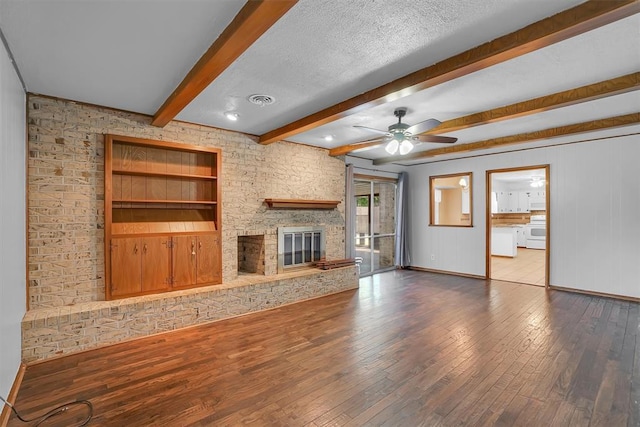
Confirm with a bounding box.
[406,118,441,135]
[353,125,390,136]
[413,135,457,144]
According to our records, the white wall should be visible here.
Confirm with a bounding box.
[407,135,640,299]
[0,36,26,397]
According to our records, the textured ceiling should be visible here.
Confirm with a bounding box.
[176,0,586,134]
[0,0,638,164]
[293,13,640,150]
[0,0,246,113]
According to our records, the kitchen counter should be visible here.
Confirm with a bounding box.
[491,227,517,257]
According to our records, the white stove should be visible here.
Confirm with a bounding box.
[525,215,546,249]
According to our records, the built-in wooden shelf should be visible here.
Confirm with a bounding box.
[105,134,222,301]
[112,169,217,180]
[264,199,341,209]
[112,221,216,236]
[113,199,217,205]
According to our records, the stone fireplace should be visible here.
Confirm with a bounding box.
[236,226,327,276]
[277,226,325,273]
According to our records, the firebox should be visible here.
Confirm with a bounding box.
[277,226,325,273]
[237,234,265,275]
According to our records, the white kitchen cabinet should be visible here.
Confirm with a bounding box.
[498,191,530,213]
[491,192,498,214]
[515,226,527,247]
[529,190,546,211]
[491,227,517,257]
[507,192,519,212]
[518,192,530,213]
[496,191,509,213]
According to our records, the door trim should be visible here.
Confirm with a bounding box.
[486,164,550,288]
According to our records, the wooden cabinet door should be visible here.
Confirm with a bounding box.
[196,234,220,284]
[141,237,171,292]
[110,237,142,297]
[172,235,197,288]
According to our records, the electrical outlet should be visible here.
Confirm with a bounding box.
[431,254,435,261]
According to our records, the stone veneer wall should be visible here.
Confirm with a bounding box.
[22,266,358,362]
[237,235,265,275]
[28,95,346,309]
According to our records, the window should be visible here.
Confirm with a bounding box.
[430,172,473,227]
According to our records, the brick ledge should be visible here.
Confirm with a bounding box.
[22,266,358,362]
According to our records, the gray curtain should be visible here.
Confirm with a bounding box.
[395,171,410,267]
[345,164,355,259]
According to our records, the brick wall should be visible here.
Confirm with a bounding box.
[22,266,358,362]
[238,235,265,275]
[28,95,346,309]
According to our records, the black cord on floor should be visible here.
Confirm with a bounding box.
[1,395,93,426]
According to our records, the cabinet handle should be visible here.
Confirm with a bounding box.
[134,244,138,254]
[143,244,147,254]
[191,242,196,256]
[199,241,202,250]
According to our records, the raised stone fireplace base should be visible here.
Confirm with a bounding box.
[21,266,358,362]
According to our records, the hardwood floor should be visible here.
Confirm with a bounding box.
[9,270,640,426]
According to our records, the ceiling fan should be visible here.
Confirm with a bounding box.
[354,107,457,155]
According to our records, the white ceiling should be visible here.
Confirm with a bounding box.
[492,169,546,184]
[0,0,638,164]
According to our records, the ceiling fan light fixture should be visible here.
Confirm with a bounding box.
[353,107,453,157]
[385,139,399,155]
[530,176,544,188]
[399,139,414,155]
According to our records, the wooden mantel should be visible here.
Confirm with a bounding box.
[264,199,341,209]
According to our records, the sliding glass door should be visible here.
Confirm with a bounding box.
[354,178,396,276]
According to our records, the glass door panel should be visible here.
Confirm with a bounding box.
[373,182,396,235]
[354,179,396,276]
[373,235,395,271]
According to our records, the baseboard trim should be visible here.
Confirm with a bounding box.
[407,266,486,280]
[408,267,639,303]
[550,285,640,303]
[0,363,26,427]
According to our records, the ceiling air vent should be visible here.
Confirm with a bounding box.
[247,94,275,107]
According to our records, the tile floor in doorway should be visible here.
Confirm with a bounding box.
[491,247,546,286]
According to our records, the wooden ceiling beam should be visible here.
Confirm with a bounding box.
[372,113,640,165]
[423,72,640,135]
[328,72,640,156]
[329,139,387,157]
[259,0,640,145]
[151,0,297,128]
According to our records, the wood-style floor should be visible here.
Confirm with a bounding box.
[9,270,640,426]
[491,248,546,286]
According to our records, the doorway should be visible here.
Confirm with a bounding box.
[354,177,397,276]
[487,166,549,287]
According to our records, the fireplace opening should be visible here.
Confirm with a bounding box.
[237,235,265,275]
[278,226,325,273]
